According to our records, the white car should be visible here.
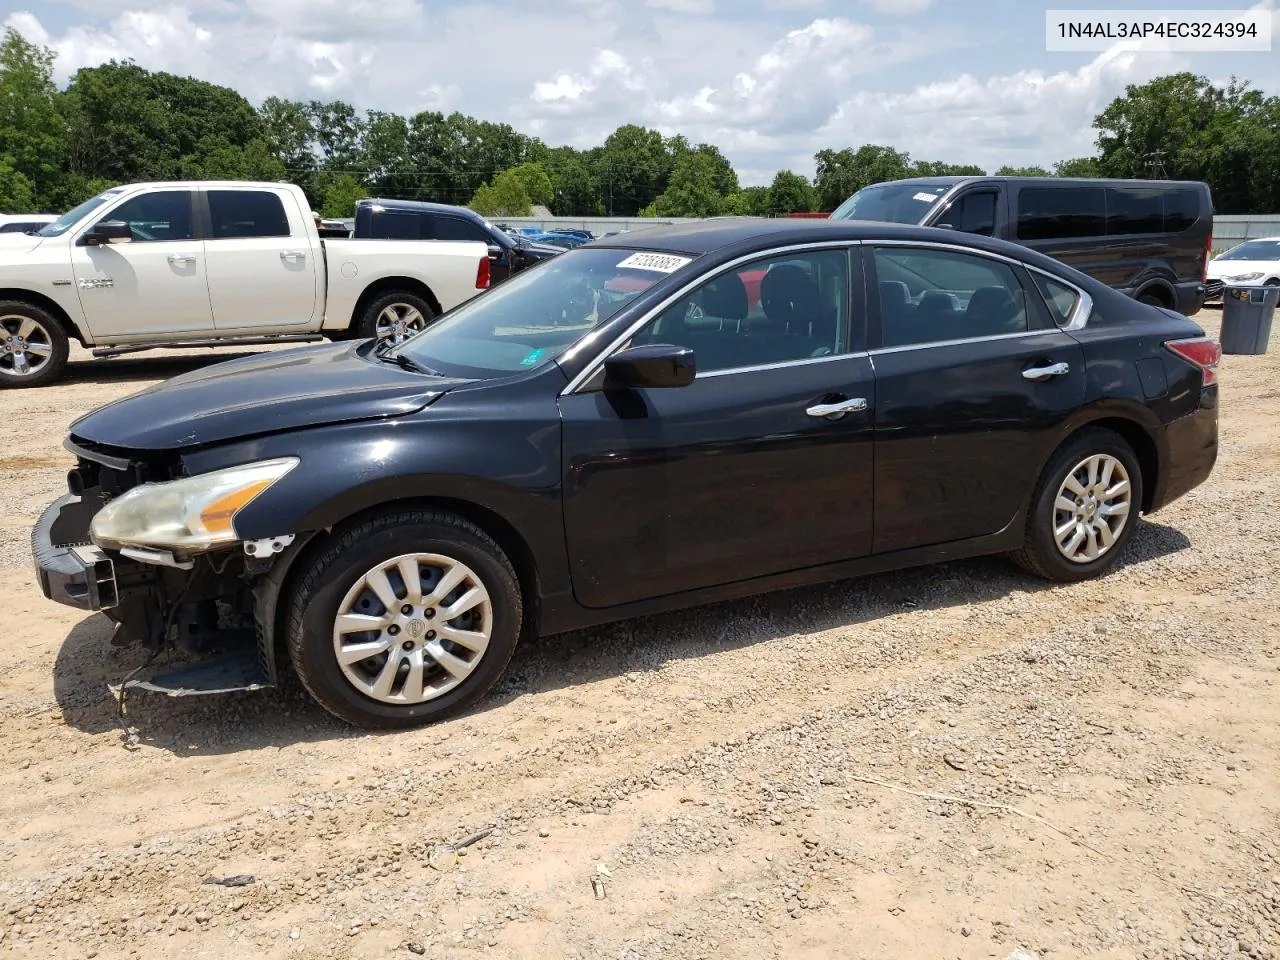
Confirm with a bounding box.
[0,181,492,388]
[1205,237,1280,304]
[0,213,56,234]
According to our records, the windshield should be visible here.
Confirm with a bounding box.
[393,247,689,378]
[1216,239,1280,261]
[829,181,952,224]
[37,189,125,238]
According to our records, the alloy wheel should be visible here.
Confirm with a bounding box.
[1052,453,1133,563]
[332,552,493,704]
[0,315,55,379]
[375,303,428,346]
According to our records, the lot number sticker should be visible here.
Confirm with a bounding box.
[616,252,693,273]
[913,192,940,202]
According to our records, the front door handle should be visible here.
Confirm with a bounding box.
[806,397,868,419]
[280,251,306,262]
[166,254,197,265]
[1022,361,1070,380]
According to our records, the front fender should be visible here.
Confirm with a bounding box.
[179,401,570,598]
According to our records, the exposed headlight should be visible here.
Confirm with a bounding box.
[1227,272,1264,282]
[90,457,298,552]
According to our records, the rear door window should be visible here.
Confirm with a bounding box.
[433,217,491,244]
[873,246,1030,347]
[207,190,291,239]
[1016,186,1106,241]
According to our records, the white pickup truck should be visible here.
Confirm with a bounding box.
[0,180,493,388]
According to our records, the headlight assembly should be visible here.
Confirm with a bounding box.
[90,457,299,552]
[1226,272,1264,282]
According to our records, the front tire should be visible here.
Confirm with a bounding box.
[284,509,522,729]
[0,301,70,389]
[1012,428,1144,583]
[355,290,437,346]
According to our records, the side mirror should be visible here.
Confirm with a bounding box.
[487,244,503,260]
[604,343,695,390]
[82,221,131,245]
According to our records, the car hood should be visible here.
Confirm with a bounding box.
[0,232,46,256]
[1207,259,1279,280]
[69,341,470,451]
[519,242,564,259]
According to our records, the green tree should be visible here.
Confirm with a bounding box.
[650,151,728,217]
[308,99,365,171]
[767,170,816,214]
[0,28,65,210]
[319,172,367,218]
[361,110,412,197]
[813,145,912,210]
[995,165,1051,177]
[1053,157,1101,177]
[469,168,531,216]
[0,155,35,211]
[542,146,600,216]
[911,161,986,177]
[598,124,670,215]
[507,162,554,208]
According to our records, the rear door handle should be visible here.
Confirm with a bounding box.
[280,251,306,262]
[806,397,868,419]
[1022,361,1070,380]
[166,254,197,265]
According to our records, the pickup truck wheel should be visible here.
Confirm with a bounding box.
[0,302,69,389]
[284,508,522,729]
[357,290,437,347]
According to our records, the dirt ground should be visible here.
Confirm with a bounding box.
[1,312,1277,960]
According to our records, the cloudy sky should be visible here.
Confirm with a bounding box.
[6,0,1280,185]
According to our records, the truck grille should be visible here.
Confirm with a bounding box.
[1204,279,1224,301]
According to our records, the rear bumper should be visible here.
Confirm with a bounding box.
[32,495,119,611]
[1174,281,1207,315]
[1150,387,1218,513]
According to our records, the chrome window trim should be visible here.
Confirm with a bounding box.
[867,239,1094,350]
[559,240,862,396]
[696,350,871,379]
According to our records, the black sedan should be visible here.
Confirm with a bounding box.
[32,219,1220,729]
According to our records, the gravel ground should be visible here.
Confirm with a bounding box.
[1,314,1277,960]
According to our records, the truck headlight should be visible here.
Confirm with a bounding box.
[90,457,299,552]
[1227,272,1263,282]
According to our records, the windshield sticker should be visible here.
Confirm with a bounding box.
[913,192,940,202]
[519,348,546,367]
[616,252,693,274]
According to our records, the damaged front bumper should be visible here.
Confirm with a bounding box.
[32,494,121,611]
[32,491,284,698]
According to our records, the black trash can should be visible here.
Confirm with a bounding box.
[1220,284,1277,355]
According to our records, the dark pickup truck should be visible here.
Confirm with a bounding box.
[353,198,562,284]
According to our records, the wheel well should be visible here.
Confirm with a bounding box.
[274,497,541,659]
[1134,282,1174,308]
[348,278,442,332]
[0,288,87,345]
[1074,417,1159,513]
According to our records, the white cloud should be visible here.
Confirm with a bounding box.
[859,0,932,13]
[644,0,715,12]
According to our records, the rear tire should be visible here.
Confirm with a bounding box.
[284,508,522,729]
[0,301,70,389]
[355,290,437,346]
[1011,427,1144,583]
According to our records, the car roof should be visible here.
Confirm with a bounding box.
[586,216,1008,256]
[360,198,482,219]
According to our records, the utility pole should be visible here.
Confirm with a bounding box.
[1144,150,1169,180]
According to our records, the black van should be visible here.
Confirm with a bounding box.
[830,176,1213,315]
[352,198,563,285]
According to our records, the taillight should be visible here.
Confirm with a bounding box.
[475,256,490,289]
[1203,232,1212,282]
[1165,336,1220,386]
